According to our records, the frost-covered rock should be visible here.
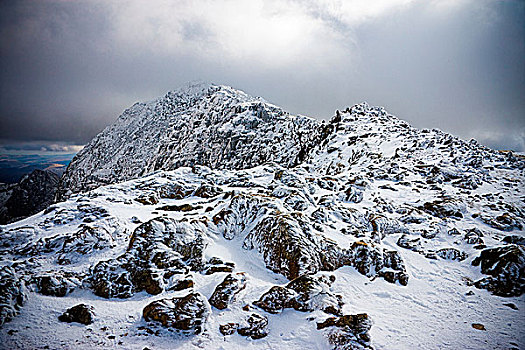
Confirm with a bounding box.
[142,292,209,335]
[472,244,525,297]
[90,217,205,298]
[317,313,373,350]
[254,274,343,315]
[209,273,246,310]
[58,304,95,325]
[0,267,26,326]
[237,313,269,340]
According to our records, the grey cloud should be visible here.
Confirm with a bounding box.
[0,0,523,151]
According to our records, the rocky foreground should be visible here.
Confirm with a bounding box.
[0,83,524,349]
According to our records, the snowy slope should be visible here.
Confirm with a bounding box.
[1,86,524,350]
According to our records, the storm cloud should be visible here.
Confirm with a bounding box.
[0,0,523,150]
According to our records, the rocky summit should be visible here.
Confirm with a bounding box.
[0,83,524,349]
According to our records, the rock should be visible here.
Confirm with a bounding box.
[219,322,238,336]
[471,323,486,331]
[464,228,484,245]
[90,217,206,298]
[237,313,268,339]
[317,313,373,349]
[135,193,159,205]
[472,244,525,297]
[156,204,202,212]
[142,292,209,334]
[209,273,247,310]
[32,274,77,297]
[254,274,343,315]
[436,248,468,261]
[396,234,421,252]
[58,304,95,325]
[502,235,525,246]
[422,198,464,219]
[0,266,27,326]
[480,213,522,231]
[0,169,59,225]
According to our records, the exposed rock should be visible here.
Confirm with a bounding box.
[472,244,525,297]
[502,235,525,246]
[237,313,268,340]
[317,313,373,350]
[142,292,209,335]
[480,213,523,231]
[0,267,27,326]
[422,198,464,219]
[219,322,239,336]
[396,234,422,252]
[32,274,78,297]
[209,273,247,310]
[0,169,59,225]
[135,193,159,205]
[90,217,206,298]
[58,304,95,325]
[464,228,484,245]
[254,274,343,315]
[471,323,486,331]
[436,248,468,261]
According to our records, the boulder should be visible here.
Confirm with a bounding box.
[143,293,209,334]
[58,304,95,325]
[90,217,205,298]
[254,274,343,316]
[209,273,247,310]
[237,313,268,340]
[317,313,373,350]
[472,244,525,297]
[436,248,467,261]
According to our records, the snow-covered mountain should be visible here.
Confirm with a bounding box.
[56,82,324,201]
[1,83,524,349]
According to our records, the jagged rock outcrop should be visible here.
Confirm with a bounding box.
[142,292,209,334]
[254,274,343,315]
[209,273,246,310]
[0,169,59,224]
[472,244,525,296]
[90,217,204,298]
[56,82,327,200]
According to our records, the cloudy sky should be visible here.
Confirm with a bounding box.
[0,0,524,151]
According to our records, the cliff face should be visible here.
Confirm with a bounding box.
[0,169,59,224]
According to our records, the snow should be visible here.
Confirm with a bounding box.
[1,88,524,349]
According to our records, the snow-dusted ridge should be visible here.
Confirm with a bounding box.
[1,84,524,349]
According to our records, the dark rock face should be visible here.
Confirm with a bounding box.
[0,169,59,224]
[237,313,268,340]
[90,217,204,298]
[142,292,209,334]
[58,304,95,325]
[0,267,26,326]
[32,274,78,297]
[317,313,373,350]
[254,274,343,315]
[472,244,525,297]
[209,273,246,310]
